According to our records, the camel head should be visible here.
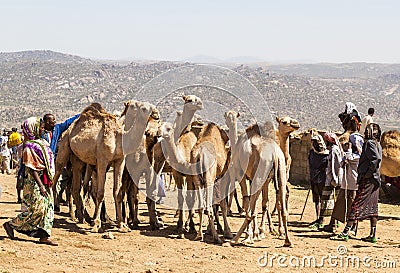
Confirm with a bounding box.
[159,122,174,140]
[276,116,300,135]
[124,100,156,130]
[182,94,203,111]
[224,110,240,126]
[149,108,160,121]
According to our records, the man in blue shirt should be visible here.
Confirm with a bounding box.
[42,113,80,211]
[42,113,80,155]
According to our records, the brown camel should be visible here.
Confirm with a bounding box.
[270,116,300,215]
[229,122,291,247]
[151,94,203,235]
[224,110,243,215]
[275,116,300,178]
[380,130,400,177]
[122,108,163,230]
[185,122,231,244]
[53,101,155,232]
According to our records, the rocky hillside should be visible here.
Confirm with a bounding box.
[1,50,399,132]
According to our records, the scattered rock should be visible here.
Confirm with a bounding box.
[102,232,114,239]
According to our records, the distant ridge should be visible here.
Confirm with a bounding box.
[0,50,93,64]
[183,55,266,64]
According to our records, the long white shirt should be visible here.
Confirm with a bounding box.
[359,115,373,136]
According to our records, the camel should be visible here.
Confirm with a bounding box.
[266,116,300,217]
[275,116,300,178]
[184,122,231,244]
[53,101,155,232]
[151,95,204,235]
[380,130,400,177]
[121,107,163,230]
[229,122,292,247]
[224,110,243,215]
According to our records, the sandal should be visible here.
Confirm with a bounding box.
[308,222,323,230]
[330,233,349,241]
[3,222,15,240]
[361,235,377,243]
[39,237,58,246]
[318,225,334,233]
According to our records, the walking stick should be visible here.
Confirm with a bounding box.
[300,187,311,221]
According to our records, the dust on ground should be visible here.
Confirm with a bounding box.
[1,173,399,273]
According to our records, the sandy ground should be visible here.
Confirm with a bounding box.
[1,172,399,273]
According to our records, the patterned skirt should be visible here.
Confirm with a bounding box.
[348,179,379,221]
[9,171,54,238]
[320,185,339,217]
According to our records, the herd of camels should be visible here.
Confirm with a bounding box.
[51,95,400,247]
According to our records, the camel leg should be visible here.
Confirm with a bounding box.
[185,176,196,234]
[219,198,233,239]
[233,189,243,214]
[127,180,140,229]
[231,188,262,245]
[145,168,163,230]
[194,186,205,242]
[92,163,107,233]
[70,157,85,223]
[239,177,249,216]
[113,159,129,232]
[52,149,71,213]
[279,163,291,247]
[174,171,186,235]
[64,171,75,223]
[212,204,223,234]
[259,178,278,237]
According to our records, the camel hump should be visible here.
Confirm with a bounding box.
[381,130,400,149]
[79,102,117,122]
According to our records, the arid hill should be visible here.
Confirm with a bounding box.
[0,50,399,131]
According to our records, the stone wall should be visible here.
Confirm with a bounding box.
[289,135,312,184]
[289,130,326,184]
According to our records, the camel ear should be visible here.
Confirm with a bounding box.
[276,116,281,123]
[124,101,129,107]
[237,112,240,118]
[182,94,188,101]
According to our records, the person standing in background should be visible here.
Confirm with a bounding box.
[359,108,374,137]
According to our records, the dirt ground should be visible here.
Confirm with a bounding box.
[1,172,399,273]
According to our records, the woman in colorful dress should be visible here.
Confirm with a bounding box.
[331,123,382,243]
[3,117,57,246]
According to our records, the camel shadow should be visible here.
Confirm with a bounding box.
[287,220,311,228]
[0,201,18,204]
[295,233,333,239]
[0,235,37,244]
[378,215,400,221]
[53,217,89,235]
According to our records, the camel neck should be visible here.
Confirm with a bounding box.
[228,122,238,148]
[278,131,290,158]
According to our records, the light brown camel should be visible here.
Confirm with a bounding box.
[121,108,163,230]
[185,122,231,244]
[53,101,155,232]
[224,110,243,215]
[380,130,400,177]
[275,116,300,178]
[228,122,291,247]
[270,116,300,216]
[151,94,203,235]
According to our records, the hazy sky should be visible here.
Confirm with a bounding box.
[1,0,399,63]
